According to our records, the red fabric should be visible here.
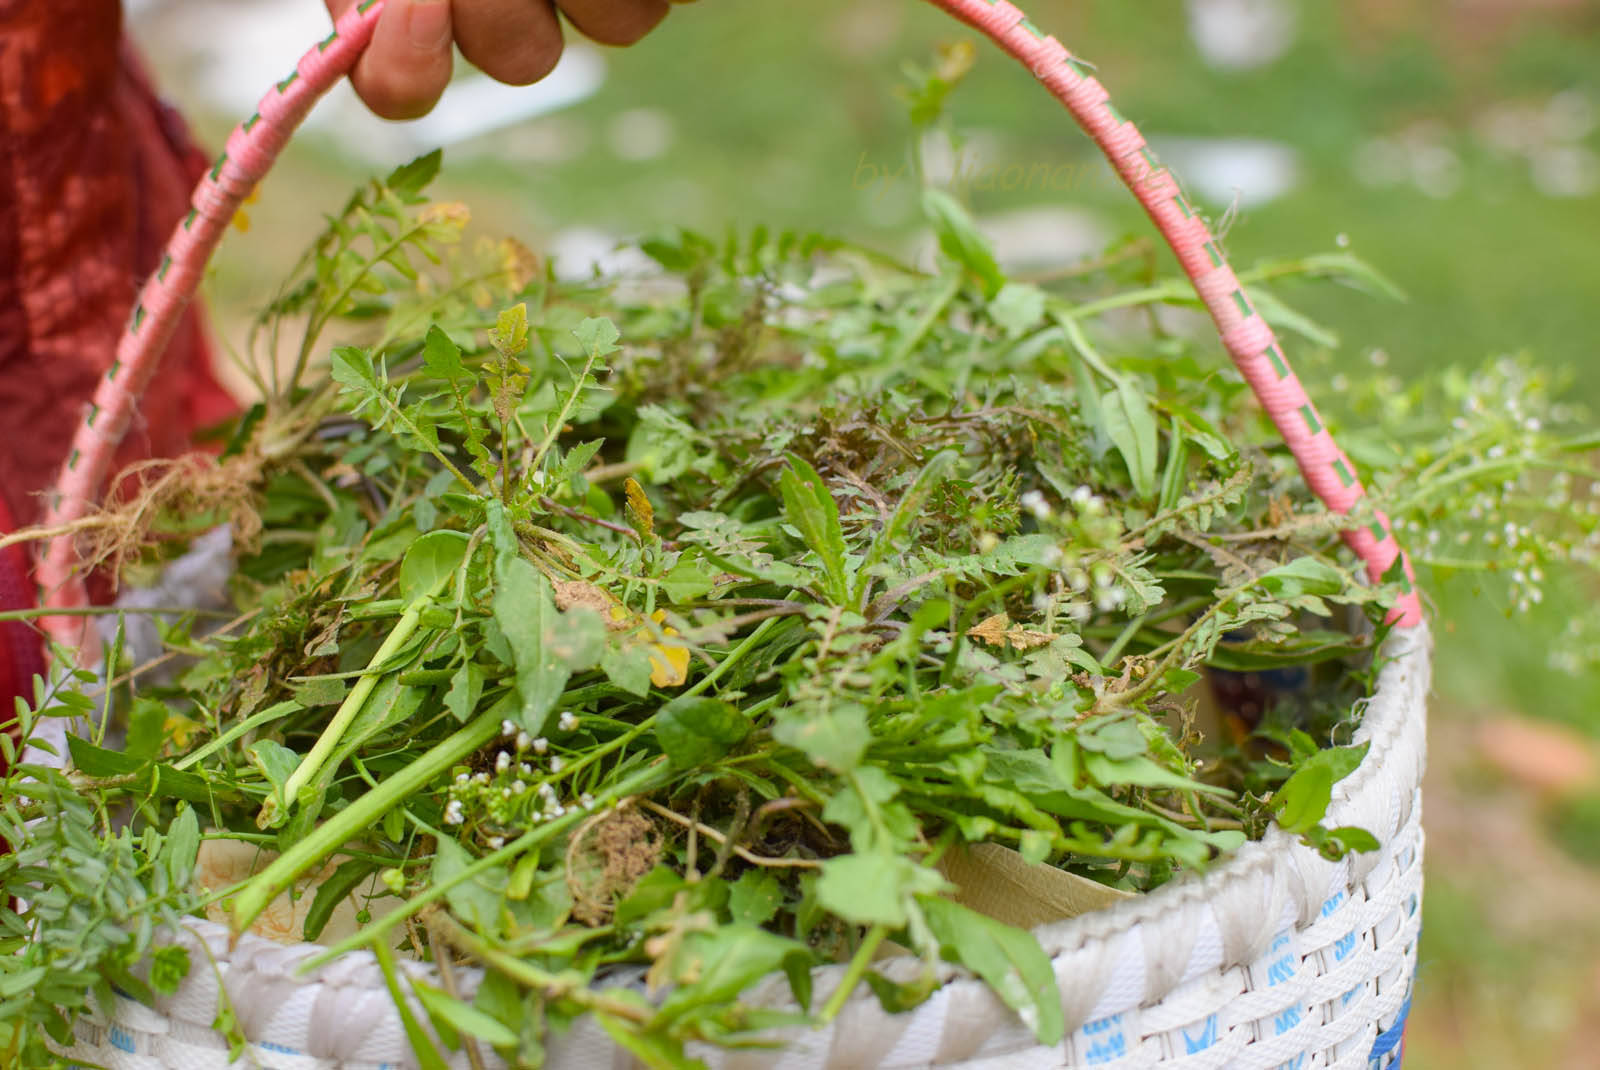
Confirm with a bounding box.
[0,2,237,531]
[0,492,44,741]
[0,2,239,774]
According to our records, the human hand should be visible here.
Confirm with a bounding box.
[324,0,683,121]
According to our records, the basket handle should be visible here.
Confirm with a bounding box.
[37,0,1422,654]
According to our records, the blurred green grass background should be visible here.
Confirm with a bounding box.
[134,1,1600,1065]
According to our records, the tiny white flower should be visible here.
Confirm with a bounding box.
[515,730,532,751]
[511,780,526,794]
[1020,490,1051,519]
[532,737,549,755]
[495,752,512,773]
[501,719,517,738]
[580,793,596,810]
[487,836,505,849]
[549,756,565,773]
[558,711,580,732]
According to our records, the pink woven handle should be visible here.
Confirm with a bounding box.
[37,0,1422,653]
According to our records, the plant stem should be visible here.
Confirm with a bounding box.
[233,705,506,935]
[304,762,670,969]
[268,576,450,826]
[820,925,888,1022]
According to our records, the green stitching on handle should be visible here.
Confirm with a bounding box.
[1230,290,1252,318]
[209,153,227,182]
[67,449,79,471]
[319,30,339,51]
[277,71,299,93]
[1137,146,1160,173]
[1104,103,1127,124]
[131,305,145,333]
[1299,405,1322,435]
[85,404,99,429]
[106,360,120,380]
[1172,194,1194,219]
[183,208,198,231]
[243,112,261,132]
[1064,56,1094,79]
[1264,344,1289,378]
[1203,241,1223,268]
[359,0,380,11]
[157,255,172,283]
[1017,18,1045,39]
[1333,459,1356,488]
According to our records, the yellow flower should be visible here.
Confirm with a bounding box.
[646,610,689,688]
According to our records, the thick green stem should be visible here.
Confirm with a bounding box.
[305,761,670,968]
[267,576,449,826]
[233,705,503,934]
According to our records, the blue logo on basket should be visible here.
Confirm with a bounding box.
[1182,1015,1219,1052]
[108,1025,136,1054]
[1321,891,1345,917]
[1335,931,1358,961]
[1275,1006,1302,1034]
[1082,1014,1128,1064]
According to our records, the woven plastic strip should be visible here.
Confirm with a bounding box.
[37,0,1424,653]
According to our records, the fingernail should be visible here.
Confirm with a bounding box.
[407,0,451,49]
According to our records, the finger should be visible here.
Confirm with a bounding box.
[453,0,565,86]
[557,0,671,47]
[346,0,455,120]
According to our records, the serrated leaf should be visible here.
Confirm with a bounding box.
[778,454,850,604]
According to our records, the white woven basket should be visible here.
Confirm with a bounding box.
[32,2,1430,1067]
[55,625,1427,1070]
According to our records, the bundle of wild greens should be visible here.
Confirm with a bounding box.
[4,153,1593,1067]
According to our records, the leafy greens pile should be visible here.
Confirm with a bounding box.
[8,148,1589,1068]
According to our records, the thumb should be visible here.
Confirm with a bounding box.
[346,0,455,121]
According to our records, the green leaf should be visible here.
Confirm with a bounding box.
[920,896,1065,1045]
[922,189,1004,297]
[414,981,520,1048]
[248,739,302,812]
[385,149,443,197]
[858,448,960,599]
[292,675,348,709]
[656,925,809,1020]
[1272,762,1333,834]
[124,697,168,760]
[163,805,200,891]
[654,696,749,769]
[303,858,378,942]
[1082,753,1232,796]
[444,661,485,722]
[816,852,944,928]
[778,454,850,604]
[493,556,568,735]
[773,702,869,773]
[432,836,504,932]
[573,317,622,357]
[600,642,655,697]
[660,554,717,604]
[1256,557,1346,600]
[1101,379,1159,499]
[420,325,469,385]
[399,529,470,601]
[728,870,784,927]
[989,282,1047,336]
